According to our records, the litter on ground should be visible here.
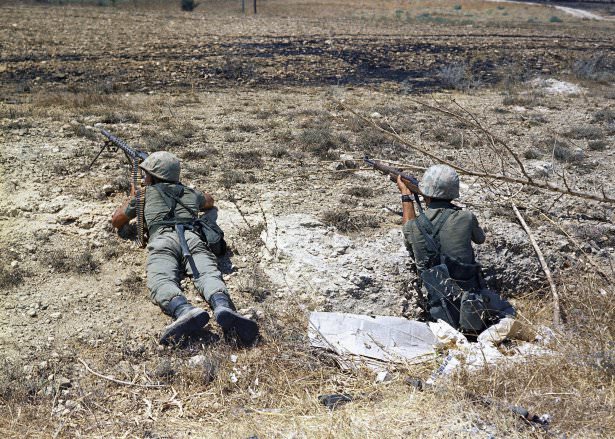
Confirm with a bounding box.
[309,312,554,375]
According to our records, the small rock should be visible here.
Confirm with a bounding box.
[188,355,207,367]
[318,393,352,410]
[27,309,37,318]
[154,359,175,378]
[11,260,19,268]
[56,377,72,390]
[375,371,393,383]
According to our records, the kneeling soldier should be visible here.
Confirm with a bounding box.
[111,151,258,345]
[397,164,513,330]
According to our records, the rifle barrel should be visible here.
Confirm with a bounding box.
[100,129,148,162]
[364,156,421,194]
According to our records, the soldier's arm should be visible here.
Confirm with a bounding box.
[111,185,137,229]
[397,175,417,223]
[471,214,486,244]
[200,192,215,210]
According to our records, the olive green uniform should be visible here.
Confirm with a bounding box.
[125,183,227,309]
[402,200,485,287]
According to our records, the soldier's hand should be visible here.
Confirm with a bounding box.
[396,175,412,195]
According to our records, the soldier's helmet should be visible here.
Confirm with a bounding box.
[139,151,181,183]
[419,164,460,200]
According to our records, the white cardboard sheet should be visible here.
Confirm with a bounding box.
[308,312,438,367]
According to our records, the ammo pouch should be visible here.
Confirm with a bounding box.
[421,263,461,328]
[192,216,227,257]
[151,184,228,257]
[460,289,515,332]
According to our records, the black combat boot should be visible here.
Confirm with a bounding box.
[209,292,258,345]
[159,296,210,345]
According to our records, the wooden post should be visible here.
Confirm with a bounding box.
[241,0,245,14]
[253,0,257,14]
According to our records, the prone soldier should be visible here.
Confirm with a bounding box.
[111,151,259,345]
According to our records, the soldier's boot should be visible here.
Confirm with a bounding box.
[208,292,258,345]
[159,296,209,345]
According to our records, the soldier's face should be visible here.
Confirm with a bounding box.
[143,173,153,186]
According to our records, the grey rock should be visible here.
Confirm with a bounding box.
[154,359,175,378]
[56,377,72,390]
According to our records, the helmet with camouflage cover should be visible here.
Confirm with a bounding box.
[419,164,459,200]
[139,151,181,183]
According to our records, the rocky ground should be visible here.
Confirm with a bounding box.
[0,1,614,438]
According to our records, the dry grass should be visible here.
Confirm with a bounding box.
[220,169,257,188]
[456,273,615,436]
[298,125,346,160]
[32,92,121,110]
[39,247,100,274]
[322,209,381,232]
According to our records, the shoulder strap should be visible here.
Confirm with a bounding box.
[153,184,198,220]
[414,208,455,257]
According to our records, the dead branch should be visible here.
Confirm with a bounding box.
[511,204,562,327]
[78,358,168,389]
[333,99,614,205]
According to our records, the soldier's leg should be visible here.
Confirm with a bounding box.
[186,232,258,345]
[147,232,209,344]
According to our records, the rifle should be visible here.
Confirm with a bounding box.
[90,129,149,247]
[363,156,423,213]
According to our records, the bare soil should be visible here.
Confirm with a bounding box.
[0,1,614,438]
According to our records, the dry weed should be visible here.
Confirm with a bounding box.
[322,209,381,232]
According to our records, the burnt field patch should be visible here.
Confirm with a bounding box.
[1,6,613,95]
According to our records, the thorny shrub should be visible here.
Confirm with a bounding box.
[572,53,615,82]
[322,208,381,233]
[40,248,100,274]
[438,63,468,90]
[588,140,608,151]
[182,147,219,160]
[218,57,255,80]
[563,125,604,140]
[100,111,140,124]
[592,108,615,124]
[33,92,121,110]
[0,264,25,289]
[345,187,374,198]
[232,150,264,169]
[72,124,98,140]
[142,131,186,151]
[298,125,346,160]
[220,169,257,188]
[553,144,584,163]
[270,145,290,158]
